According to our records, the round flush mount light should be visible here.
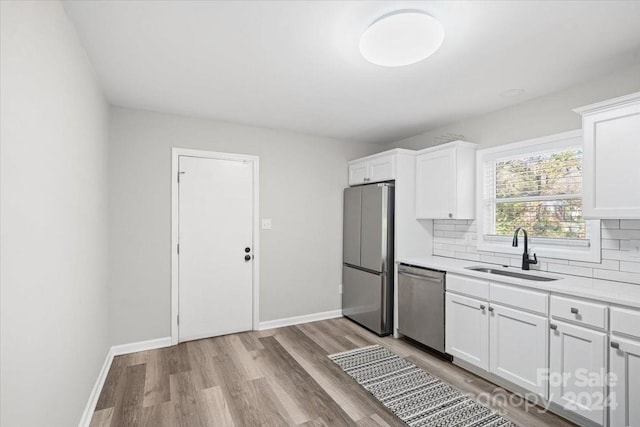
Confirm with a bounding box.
[360,10,444,67]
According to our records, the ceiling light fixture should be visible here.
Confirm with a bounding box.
[360,10,444,67]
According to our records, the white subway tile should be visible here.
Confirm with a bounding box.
[454,224,474,232]
[593,269,640,285]
[601,219,620,229]
[455,252,480,261]
[547,263,593,278]
[621,219,640,230]
[443,231,466,239]
[434,237,455,245]
[602,249,624,261]
[569,259,620,270]
[438,224,456,231]
[546,259,569,266]
[443,244,457,252]
[433,249,455,258]
[480,254,512,266]
[620,261,640,274]
[602,229,640,240]
[601,239,620,250]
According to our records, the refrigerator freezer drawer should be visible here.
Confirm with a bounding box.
[342,265,392,336]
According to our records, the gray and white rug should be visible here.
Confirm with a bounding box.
[329,345,518,427]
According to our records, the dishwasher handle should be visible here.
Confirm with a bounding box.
[398,271,443,283]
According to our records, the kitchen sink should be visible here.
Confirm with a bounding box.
[465,266,560,282]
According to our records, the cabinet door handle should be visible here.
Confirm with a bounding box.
[480,304,486,310]
[448,213,453,218]
[611,341,620,349]
[570,307,579,314]
[550,323,558,330]
[488,307,494,312]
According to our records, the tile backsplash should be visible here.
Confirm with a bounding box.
[433,219,640,285]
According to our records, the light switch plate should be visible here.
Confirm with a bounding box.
[261,219,272,230]
[629,240,640,258]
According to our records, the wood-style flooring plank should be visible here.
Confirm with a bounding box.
[276,326,405,427]
[141,401,176,427]
[109,363,146,427]
[197,386,236,427]
[88,408,113,427]
[95,356,126,411]
[257,335,357,426]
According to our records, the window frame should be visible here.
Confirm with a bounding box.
[476,130,601,263]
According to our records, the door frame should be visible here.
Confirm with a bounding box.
[170,147,260,345]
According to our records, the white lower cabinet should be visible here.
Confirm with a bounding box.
[549,320,607,425]
[489,304,548,399]
[445,292,489,370]
[609,336,640,427]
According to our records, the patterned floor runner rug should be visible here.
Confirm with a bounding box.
[329,345,518,427]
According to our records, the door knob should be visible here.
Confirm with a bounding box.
[245,247,251,253]
[244,255,251,261]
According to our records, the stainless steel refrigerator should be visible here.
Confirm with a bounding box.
[342,183,394,336]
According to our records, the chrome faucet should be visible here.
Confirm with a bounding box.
[512,227,538,270]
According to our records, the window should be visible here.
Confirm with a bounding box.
[477,130,601,262]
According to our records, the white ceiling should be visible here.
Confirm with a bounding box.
[63,1,640,144]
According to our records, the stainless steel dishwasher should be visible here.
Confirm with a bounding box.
[398,264,446,353]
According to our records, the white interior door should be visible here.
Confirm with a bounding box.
[178,155,254,342]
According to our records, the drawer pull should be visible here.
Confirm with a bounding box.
[570,307,579,314]
[488,307,494,312]
[550,323,558,330]
[480,304,486,310]
[611,341,620,349]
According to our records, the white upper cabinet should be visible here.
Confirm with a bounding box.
[347,152,396,186]
[575,92,640,219]
[348,160,369,185]
[415,141,477,219]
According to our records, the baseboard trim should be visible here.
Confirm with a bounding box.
[258,309,343,330]
[78,336,172,427]
[111,336,172,356]
[78,347,114,427]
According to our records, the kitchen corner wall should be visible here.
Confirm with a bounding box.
[433,219,640,285]
[108,107,378,345]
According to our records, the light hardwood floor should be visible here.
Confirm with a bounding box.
[90,318,575,426]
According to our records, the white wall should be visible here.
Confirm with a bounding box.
[0,2,110,426]
[108,107,377,345]
[386,64,640,151]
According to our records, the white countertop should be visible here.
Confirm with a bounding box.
[397,255,640,309]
